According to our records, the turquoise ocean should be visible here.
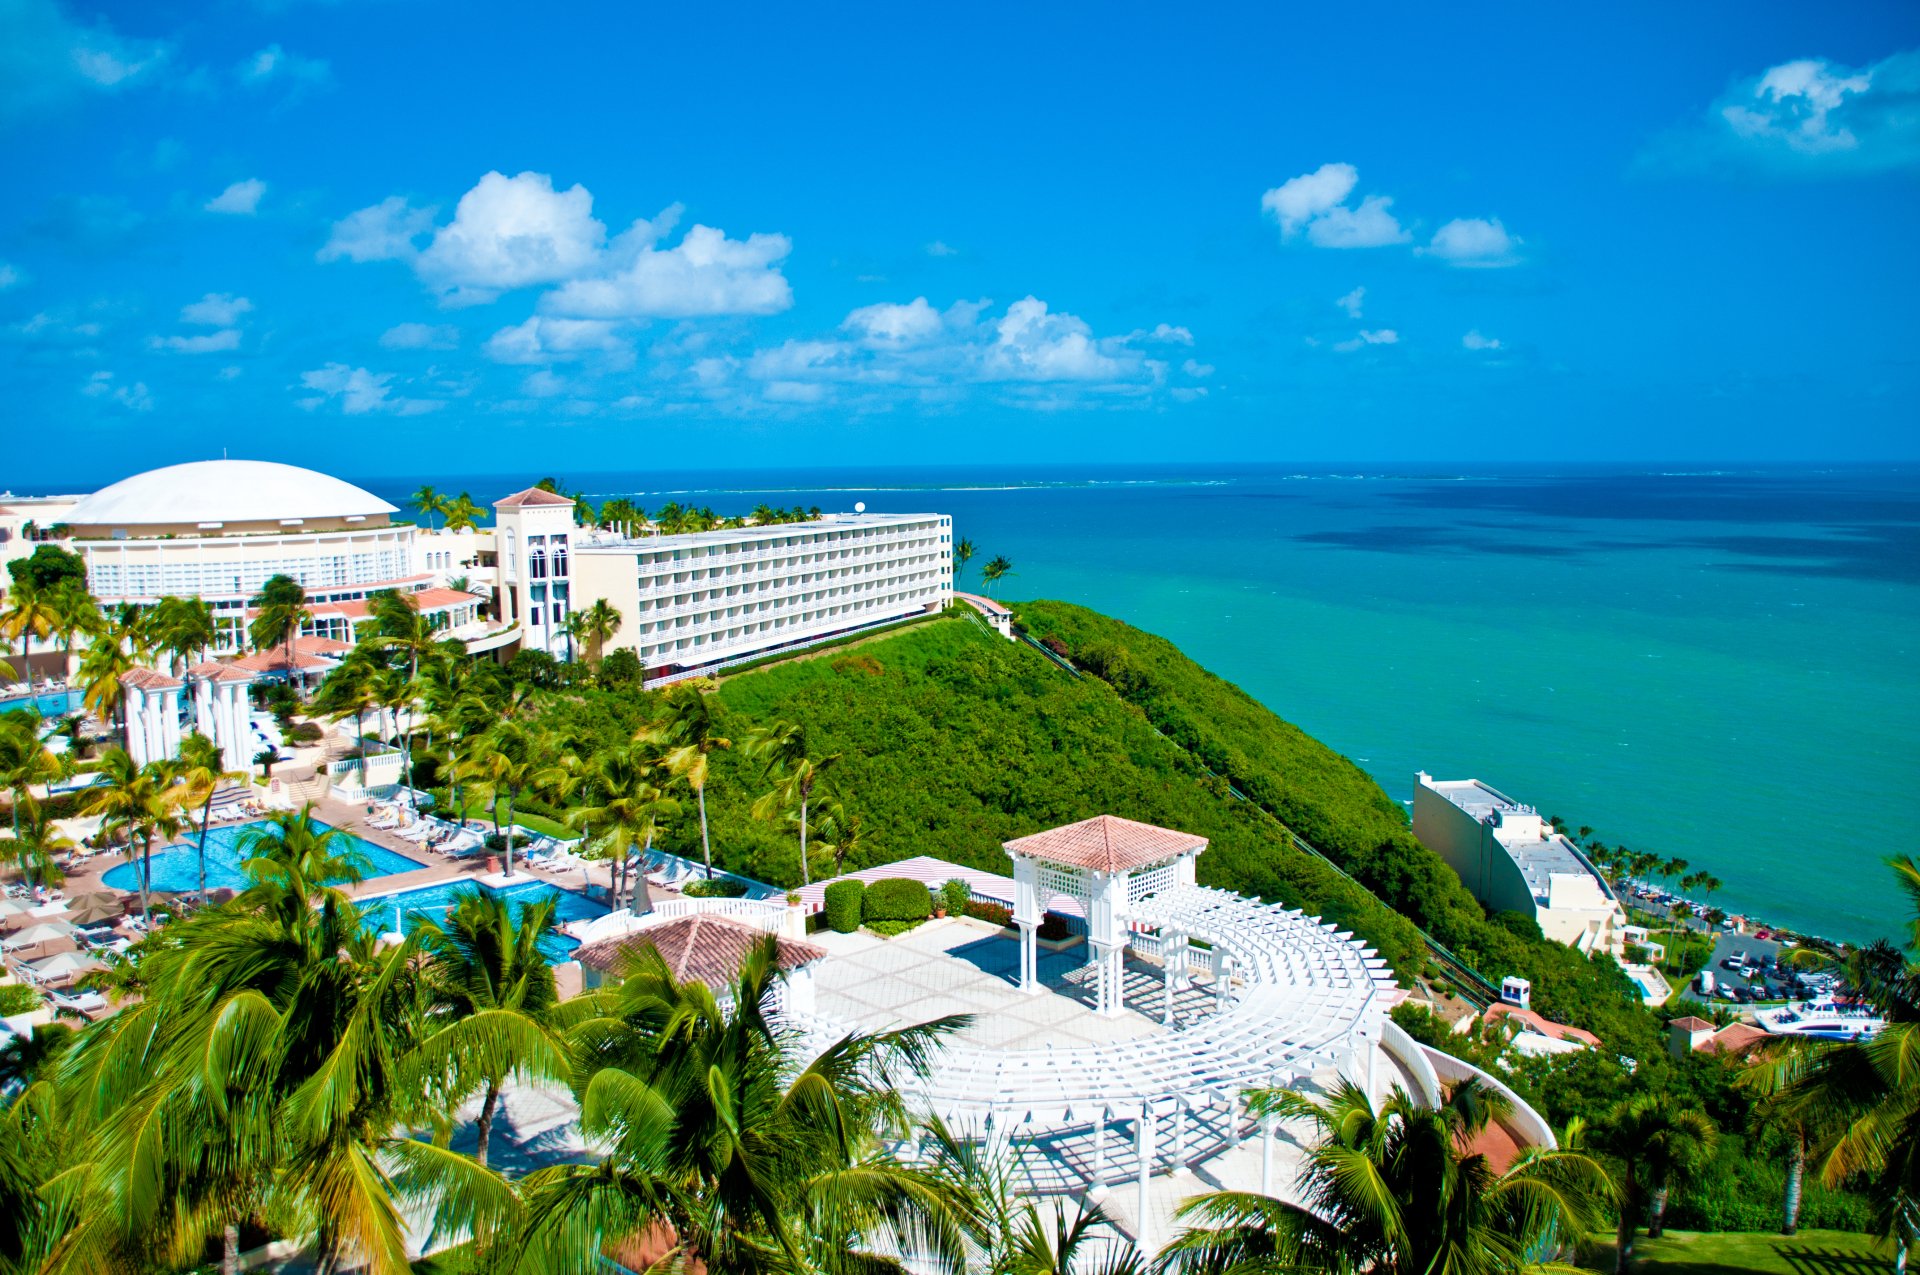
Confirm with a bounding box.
[365,463,1918,946]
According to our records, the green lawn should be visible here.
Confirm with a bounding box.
[435,794,581,842]
[1580,1229,1887,1275]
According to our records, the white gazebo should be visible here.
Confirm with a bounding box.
[186,660,261,770]
[1005,815,1206,1016]
[119,667,184,767]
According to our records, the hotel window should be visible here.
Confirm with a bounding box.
[528,536,547,580]
[551,537,569,577]
[529,582,547,627]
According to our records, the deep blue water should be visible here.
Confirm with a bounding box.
[346,463,1917,945]
[357,878,610,962]
[102,820,425,893]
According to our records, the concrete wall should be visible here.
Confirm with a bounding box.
[1412,778,1537,918]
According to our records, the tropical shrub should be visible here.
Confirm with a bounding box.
[0,983,42,1014]
[1037,912,1073,941]
[597,647,642,687]
[287,721,324,743]
[965,899,1012,927]
[823,880,864,932]
[865,919,923,937]
[863,877,932,924]
[683,876,749,899]
[939,878,971,916]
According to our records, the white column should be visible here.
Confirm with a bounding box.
[1018,921,1038,993]
[193,678,216,739]
[123,688,147,765]
[1162,934,1178,1025]
[159,687,181,759]
[1089,1109,1108,1200]
[1172,1101,1191,1175]
[1136,1109,1156,1253]
[1261,1111,1275,1197]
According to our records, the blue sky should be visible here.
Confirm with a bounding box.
[3,0,1917,485]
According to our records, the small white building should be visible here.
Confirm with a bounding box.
[1412,772,1627,959]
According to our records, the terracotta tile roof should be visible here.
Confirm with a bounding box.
[1483,1003,1601,1047]
[295,634,354,655]
[493,486,575,508]
[185,660,258,683]
[227,635,350,674]
[1702,1022,1771,1057]
[1003,815,1207,874]
[1668,1015,1717,1031]
[306,587,482,623]
[573,915,827,987]
[119,667,182,690]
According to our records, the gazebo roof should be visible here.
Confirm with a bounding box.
[119,667,182,690]
[574,915,827,987]
[1004,815,1207,874]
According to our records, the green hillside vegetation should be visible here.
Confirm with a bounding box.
[513,605,1650,1055]
[1012,602,1654,1050]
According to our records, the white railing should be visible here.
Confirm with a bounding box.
[1421,1045,1556,1150]
[651,896,792,935]
[1380,1019,1444,1107]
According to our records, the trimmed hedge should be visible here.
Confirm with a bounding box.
[683,877,749,899]
[1037,912,1073,941]
[863,878,932,924]
[824,880,865,933]
[965,899,1012,927]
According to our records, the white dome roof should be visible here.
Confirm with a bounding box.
[65,460,399,527]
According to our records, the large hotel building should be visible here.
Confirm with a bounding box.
[2,460,954,687]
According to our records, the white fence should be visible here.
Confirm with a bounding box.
[650,896,803,938]
[1421,1044,1557,1150]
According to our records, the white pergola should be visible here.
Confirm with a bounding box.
[786,815,1396,1252]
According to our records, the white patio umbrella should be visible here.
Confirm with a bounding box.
[0,898,34,922]
[4,919,75,951]
[27,950,105,983]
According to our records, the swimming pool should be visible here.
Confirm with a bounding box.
[101,819,426,894]
[0,688,83,716]
[358,878,611,962]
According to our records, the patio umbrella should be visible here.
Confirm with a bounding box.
[64,896,123,925]
[27,950,105,984]
[65,890,118,911]
[4,920,75,951]
[0,898,33,922]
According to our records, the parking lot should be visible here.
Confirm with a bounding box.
[1687,931,1834,1004]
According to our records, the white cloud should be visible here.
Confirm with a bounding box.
[328,173,795,320]
[483,316,627,364]
[843,297,945,346]
[742,294,1182,405]
[1654,50,1920,175]
[205,178,266,215]
[9,311,102,347]
[216,365,243,381]
[318,196,437,264]
[542,221,792,319]
[81,370,152,411]
[1,0,169,123]
[1422,217,1518,267]
[522,370,568,398]
[1462,330,1504,351]
[152,329,241,354]
[1336,286,1365,319]
[180,293,253,326]
[1261,164,1410,248]
[0,263,22,291]
[1332,329,1399,354]
[417,171,606,304]
[1182,358,1214,378]
[298,363,442,415]
[379,322,459,351]
[925,240,958,257]
[238,43,328,89]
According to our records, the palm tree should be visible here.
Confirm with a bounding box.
[512,935,973,1272]
[575,597,622,668]
[954,537,976,586]
[83,746,185,924]
[567,745,679,912]
[1160,1078,1610,1275]
[248,573,311,682]
[0,580,57,689]
[980,555,1015,597]
[46,578,102,681]
[76,634,136,741]
[460,721,538,877]
[1591,1093,1717,1272]
[639,680,731,879]
[412,484,445,529]
[412,888,569,1168]
[810,797,864,878]
[442,492,485,531]
[175,730,244,904]
[149,595,217,674]
[313,648,380,784]
[0,709,58,843]
[747,719,840,888]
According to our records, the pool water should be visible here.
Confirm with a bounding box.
[358,878,611,962]
[101,820,425,894]
[0,688,83,716]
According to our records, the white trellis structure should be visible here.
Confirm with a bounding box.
[786,815,1397,1253]
[1006,815,1205,1017]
